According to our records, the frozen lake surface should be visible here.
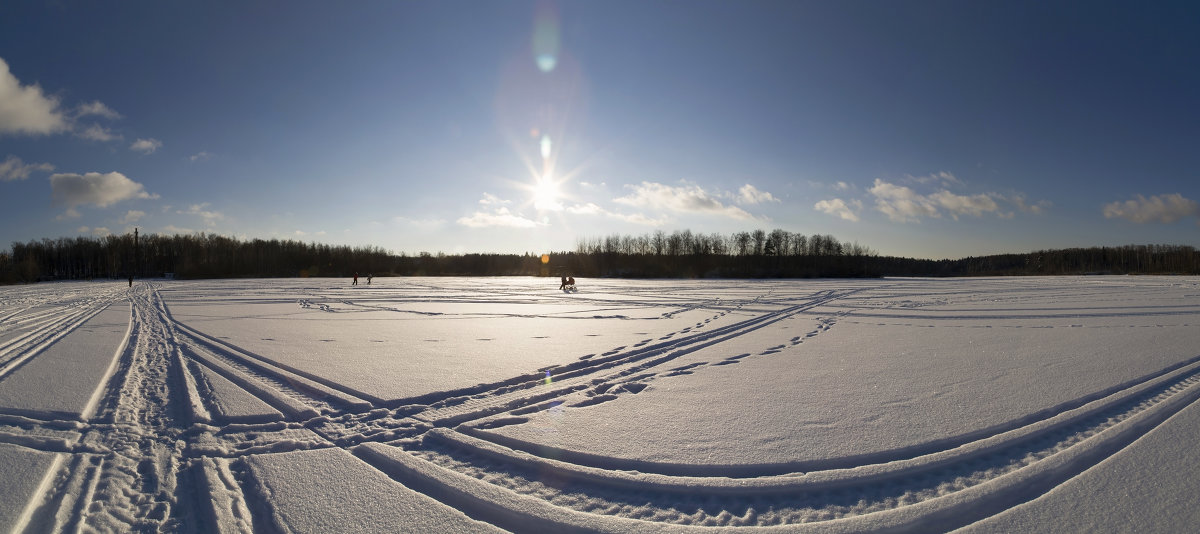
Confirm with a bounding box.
[0,276,1198,532]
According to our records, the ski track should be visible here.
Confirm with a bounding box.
[0,277,1198,532]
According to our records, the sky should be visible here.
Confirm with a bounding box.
[0,1,1197,260]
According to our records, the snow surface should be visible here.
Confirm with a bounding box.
[242,447,501,533]
[954,398,1200,533]
[0,276,1197,532]
[0,443,60,532]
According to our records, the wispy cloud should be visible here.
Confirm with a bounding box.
[565,202,668,225]
[188,151,212,162]
[178,203,224,227]
[0,57,69,136]
[130,138,162,154]
[0,155,54,181]
[734,184,780,205]
[807,180,856,192]
[813,198,863,222]
[478,192,511,206]
[614,181,756,220]
[75,100,121,120]
[867,178,1042,223]
[161,225,196,235]
[457,206,541,228]
[77,123,121,142]
[458,194,541,228]
[908,171,963,187]
[78,226,111,237]
[1011,194,1052,215]
[1102,194,1199,224]
[868,180,942,222]
[50,171,158,214]
[928,190,1000,219]
[120,210,146,224]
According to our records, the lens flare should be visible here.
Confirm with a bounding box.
[540,135,552,160]
[532,2,560,72]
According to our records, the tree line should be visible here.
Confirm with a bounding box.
[1,230,1198,284]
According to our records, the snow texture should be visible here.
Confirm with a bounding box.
[0,443,60,532]
[0,276,1197,532]
[242,447,501,533]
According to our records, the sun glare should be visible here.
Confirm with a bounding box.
[533,173,562,211]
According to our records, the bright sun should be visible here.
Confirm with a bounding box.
[533,173,561,211]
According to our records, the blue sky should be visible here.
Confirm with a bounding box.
[1,1,1197,260]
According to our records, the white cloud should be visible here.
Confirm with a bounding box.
[1011,194,1052,215]
[908,171,963,187]
[867,178,1037,223]
[161,225,196,235]
[178,203,224,226]
[77,123,121,142]
[457,206,541,228]
[130,138,162,154]
[0,57,69,136]
[614,181,755,220]
[120,210,146,224]
[565,203,605,216]
[929,190,1000,220]
[1102,194,1199,224]
[75,100,120,120]
[735,184,780,205]
[0,155,54,181]
[478,192,511,206]
[189,151,212,162]
[565,203,668,225]
[814,198,863,222]
[50,172,157,211]
[808,180,858,192]
[78,226,111,237]
[868,179,941,222]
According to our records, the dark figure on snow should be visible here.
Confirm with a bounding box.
[128,275,133,287]
[567,276,575,288]
[559,275,568,290]
[367,274,373,284]
[353,272,358,285]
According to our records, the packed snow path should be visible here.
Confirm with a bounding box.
[1,277,1199,532]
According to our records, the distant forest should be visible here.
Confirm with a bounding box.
[1,229,1198,285]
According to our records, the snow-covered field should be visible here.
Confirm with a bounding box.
[1,276,1199,533]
